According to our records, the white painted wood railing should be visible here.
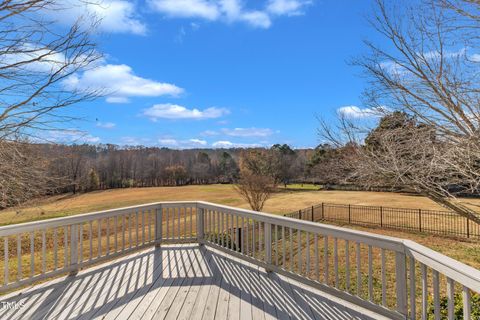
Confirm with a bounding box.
[1,201,479,320]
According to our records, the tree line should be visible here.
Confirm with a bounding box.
[0,143,321,209]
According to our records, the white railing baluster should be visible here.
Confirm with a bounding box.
[381,248,386,306]
[190,207,193,239]
[136,210,139,246]
[79,224,83,263]
[446,278,454,320]
[265,222,272,265]
[395,252,408,316]
[232,214,236,251]
[42,229,46,274]
[17,234,21,281]
[306,232,310,277]
[463,286,471,320]
[98,219,102,257]
[4,237,8,285]
[259,221,263,260]
[241,217,245,254]
[314,234,319,281]
[433,270,440,320]
[409,256,416,319]
[53,229,57,270]
[334,238,339,288]
[346,240,351,293]
[89,221,93,260]
[177,208,181,240]
[282,226,286,268]
[252,218,256,258]
[114,215,118,252]
[324,236,328,284]
[245,217,249,256]
[356,242,361,296]
[183,207,187,240]
[166,208,169,240]
[368,245,373,301]
[275,225,279,266]
[421,264,428,320]
[220,211,224,248]
[148,209,152,242]
[297,229,301,274]
[289,227,293,272]
[30,231,34,277]
[106,218,110,255]
[236,215,240,252]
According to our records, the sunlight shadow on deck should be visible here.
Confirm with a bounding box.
[0,245,379,320]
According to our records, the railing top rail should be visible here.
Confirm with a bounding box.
[404,240,480,292]
[197,201,405,251]
[0,201,198,236]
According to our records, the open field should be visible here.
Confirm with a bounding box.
[1,184,479,272]
[3,184,480,226]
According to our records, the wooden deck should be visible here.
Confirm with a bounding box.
[0,244,387,320]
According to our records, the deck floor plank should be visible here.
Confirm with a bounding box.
[0,245,388,320]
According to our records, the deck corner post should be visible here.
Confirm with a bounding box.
[70,224,79,273]
[155,204,163,247]
[395,251,408,317]
[197,206,205,245]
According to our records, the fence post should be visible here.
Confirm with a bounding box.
[311,206,314,221]
[348,204,351,224]
[321,203,325,220]
[299,209,302,220]
[70,224,78,273]
[155,205,163,247]
[418,209,422,232]
[197,206,205,245]
[380,206,383,227]
[395,252,408,317]
[467,217,470,238]
[264,222,272,270]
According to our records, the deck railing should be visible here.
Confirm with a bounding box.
[1,201,479,320]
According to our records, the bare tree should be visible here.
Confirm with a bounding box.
[0,0,102,206]
[320,0,480,223]
[234,171,274,212]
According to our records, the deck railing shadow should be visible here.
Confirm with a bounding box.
[0,245,374,320]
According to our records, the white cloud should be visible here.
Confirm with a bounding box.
[158,138,179,146]
[148,0,220,20]
[148,0,310,28]
[200,130,219,136]
[63,64,183,103]
[266,0,311,16]
[120,136,152,145]
[96,121,116,129]
[44,130,101,144]
[221,127,274,137]
[212,140,261,148]
[158,137,208,148]
[189,138,208,145]
[337,105,387,119]
[51,0,146,35]
[143,104,229,120]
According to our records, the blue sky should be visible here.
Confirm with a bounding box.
[52,0,386,148]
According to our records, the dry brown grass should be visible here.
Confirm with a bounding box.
[3,184,480,226]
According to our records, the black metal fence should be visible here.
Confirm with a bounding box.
[285,202,480,240]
